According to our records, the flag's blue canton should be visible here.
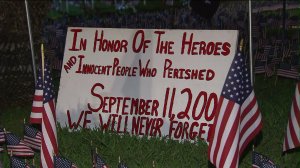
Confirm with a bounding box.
[36,67,43,90]
[6,133,21,145]
[10,156,28,168]
[10,156,35,168]
[222,51,252,105]
[24,125,39,138]
[43,62,55,103]
[252,152,278,168]
[118,162,128,168]
[262,162,278,168]
[54,156,72,168]
[94,153,107,168]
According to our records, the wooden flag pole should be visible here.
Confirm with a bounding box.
[239,39,244,52]
[25,0,37,84]
[41,43,45,80]
[249,0,254,85]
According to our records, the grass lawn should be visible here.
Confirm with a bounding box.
[0,75,300,167]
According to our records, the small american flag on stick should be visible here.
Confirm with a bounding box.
[54,155,77,168]
[92,149,108,168]
[23,124,41,151]
[6,132,34,158]
[39,58,58,167]
[10,156,35,168]
[208,50,262,168]
[252,151,278,168]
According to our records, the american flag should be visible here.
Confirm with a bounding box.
[208,50,262,168]
[5,132,34,157]
[265,57,279,77]
[55,29,64,38]
[30,66,43,124]
[40,61,58,168]
[254,61,266,74]
[276,64,299,80]
[23,125,42,151]
[49,34,58,49]
[53,156,77,168]
[118,162,128,168]
[259,45,271,61]
[0,128,5,143]
[10,156,35,168]
[45,49,56,59]
[283,83,300,152]
[92,151,108,168]
[252,151,278,168]
[265,63,274,77]
[52,56,63,70]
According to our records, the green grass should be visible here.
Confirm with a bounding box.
[253,75,300,168]
[1,75,300,167]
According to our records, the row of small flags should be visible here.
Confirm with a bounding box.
[0,125,280,168]
[0,126,130,168]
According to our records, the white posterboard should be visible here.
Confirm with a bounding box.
[56,28,238,142]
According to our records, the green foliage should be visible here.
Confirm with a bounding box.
[47,10,64,20]
[135,1,165,12]
[93,1,116,15]
[1,75,300,167]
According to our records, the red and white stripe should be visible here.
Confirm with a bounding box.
[30,89,43,124]
[53,58,63,70]
[7,141,34,157]
[208,91,262,168]
[283,83,300,152]
[276,67,299,80]
[239,92,262,153]
[24,132,42,150]
[0,130,4,143]
[41,99,58,168]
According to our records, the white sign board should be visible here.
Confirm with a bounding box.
[56,28,238,142]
